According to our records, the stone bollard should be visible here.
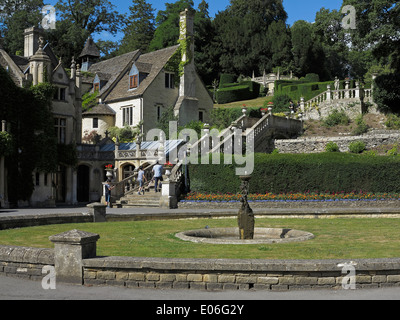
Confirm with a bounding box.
[159,181,178,209]
[87,202,107,222]
[49,229,100,284]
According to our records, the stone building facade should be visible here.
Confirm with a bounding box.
[0,27,82,207]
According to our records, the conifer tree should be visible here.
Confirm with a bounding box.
[119,0,155,54]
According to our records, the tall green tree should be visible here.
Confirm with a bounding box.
[265,20,293,74]
[0,0,43,55]
[148,0,194,52]
[291,20,326,78]
[213,0,289,76]
[119,0,155,54]
[193,0,217,84]
[312,8,349,80]
[47,0,125,65]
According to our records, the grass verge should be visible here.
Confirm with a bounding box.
[0,218,399,260]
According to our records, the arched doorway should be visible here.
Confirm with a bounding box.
[77,165,90,202]
[123,164,136,180]
[122,164,136,192]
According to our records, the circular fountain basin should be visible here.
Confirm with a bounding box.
[175,228,314,245]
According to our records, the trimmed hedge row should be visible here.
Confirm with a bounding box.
[275,80,335,102]
[188,153,400,194]
[216,82,261,104]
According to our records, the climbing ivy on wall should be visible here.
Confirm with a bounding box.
[0,66,73,204]
[164,12,194,85]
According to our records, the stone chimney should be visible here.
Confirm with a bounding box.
[29,36,52,85]
[24,27,44,58]
[174,8,198,127]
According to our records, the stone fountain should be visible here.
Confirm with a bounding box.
[176,175,314,245]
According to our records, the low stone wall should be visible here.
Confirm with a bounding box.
[82,256,400,291]
[0,245,54,281]
[274,130,400,154]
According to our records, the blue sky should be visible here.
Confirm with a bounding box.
[45,0,344,40]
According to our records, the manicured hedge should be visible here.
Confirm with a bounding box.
[219,74,237,88]
[188,153,400,194]
[275,80,335,102]
[216,81,261,104]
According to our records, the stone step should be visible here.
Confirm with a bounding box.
[116,192,162,208]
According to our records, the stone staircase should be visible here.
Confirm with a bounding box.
[117,190,162,208]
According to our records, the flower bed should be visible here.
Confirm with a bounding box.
[181,191,400,203]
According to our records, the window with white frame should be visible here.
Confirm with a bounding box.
[122,107,133,126]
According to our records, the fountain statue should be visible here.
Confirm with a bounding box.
[175,173,314,245]
[238,175,255,240]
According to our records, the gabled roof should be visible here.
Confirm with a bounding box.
[80,36,100,58]
[83,103,116,117]
[87,50,140,97]
[88,45,179,103]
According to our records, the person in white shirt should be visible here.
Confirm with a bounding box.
[152,161,163,192]
[137,166,147,195]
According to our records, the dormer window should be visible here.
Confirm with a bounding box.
[130,74,138,89]
[129,64,139,90]
[93,74,100,92]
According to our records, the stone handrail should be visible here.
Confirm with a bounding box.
[112,162,156,198]
[303,85,371,112]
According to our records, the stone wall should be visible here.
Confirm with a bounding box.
[0,245,54,281]
[82,256,400,291]
[274,130,400,154]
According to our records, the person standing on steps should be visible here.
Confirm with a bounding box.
[152,161,163,192]
[104,179,115,208]
[137,166,147,195]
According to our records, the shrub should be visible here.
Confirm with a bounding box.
[219,74,237,88]
[385,114,400,129]
[322,109,350,127]
[270,94,292,113]
[304,73,320,82]
[325,142,339,152]
[349,141,366,154]
[351,114,369,136]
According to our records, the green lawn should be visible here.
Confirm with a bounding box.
[1,218,400,260]
[214,96,272,109]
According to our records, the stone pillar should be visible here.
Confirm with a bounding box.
[159,181,178,209]
[345,80,350,98]
[326,85,331,101]
[300,97,305,113]
[49,229,100,284]
[87,202,107,222]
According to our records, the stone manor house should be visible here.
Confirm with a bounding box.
[0,9,213,207]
